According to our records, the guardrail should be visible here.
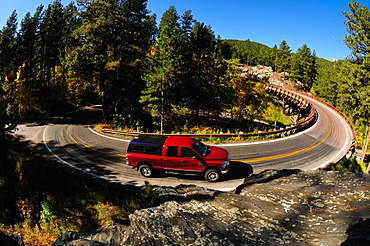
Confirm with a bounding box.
[101,84,319,139]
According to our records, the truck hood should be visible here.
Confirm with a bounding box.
[206,146,229,160]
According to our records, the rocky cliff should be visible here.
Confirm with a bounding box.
[54,169,370,246]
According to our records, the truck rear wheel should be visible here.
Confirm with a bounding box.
[204,168,220,182]
[139,164,153,177]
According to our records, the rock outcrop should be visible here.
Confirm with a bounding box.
[0,231,20,246]
[54,169,370,245]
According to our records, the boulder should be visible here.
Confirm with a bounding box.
[54,169,370,245]
[53,221,130,246]
[0,231,20,246]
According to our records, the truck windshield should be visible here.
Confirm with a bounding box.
[192,139,209,157]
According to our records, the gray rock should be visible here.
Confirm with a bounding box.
[54,169,370,245]
[53,221,130,246]
[0,231,20,246]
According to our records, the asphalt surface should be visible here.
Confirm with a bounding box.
[14,95,353,191]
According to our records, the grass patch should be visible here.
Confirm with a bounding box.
[262,102,291,126]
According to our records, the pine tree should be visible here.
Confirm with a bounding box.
[186,22,230,121]
[0,10,18,83]
[342,1,370,152]
[158,5,179,34]
[343,1,370,70]
[0,10,19,132]
[275,40,291,78]
[289,44,317,90]
[311,58,338,105]
[35,0,73,113]
[178,10,194,65]
[18,6,43,88]
[141,6,182,133]
[66,0,153,123]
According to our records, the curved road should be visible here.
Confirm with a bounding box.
[15,94,353,191]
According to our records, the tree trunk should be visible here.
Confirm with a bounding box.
[99,69,109,124]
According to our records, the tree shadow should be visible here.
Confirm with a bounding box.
[38,139,124,181]
[341,218,370,246]
[235,169,301,194]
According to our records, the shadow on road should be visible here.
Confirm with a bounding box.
[146,161,253,183]
[41,139,124,180]
[223,161,254,181]
[341,218,370,246]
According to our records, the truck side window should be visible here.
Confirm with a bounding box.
[132,145,145,152]
[166,146,178,157]
[146,146,159,154]
[181,147,196,158]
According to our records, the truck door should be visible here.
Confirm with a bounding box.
[179,147,204,172]
[163,146,180,169]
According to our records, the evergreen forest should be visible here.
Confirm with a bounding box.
[0,0,318,136]
[0,0,368,147]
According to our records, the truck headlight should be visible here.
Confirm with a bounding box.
[221,160,229,168]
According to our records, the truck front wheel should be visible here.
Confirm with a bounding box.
[204,169,220,182]
[139,164,153,177]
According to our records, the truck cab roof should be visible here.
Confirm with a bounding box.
[131,135,194,147]
[165,136,194,146]
[131,135,168,145]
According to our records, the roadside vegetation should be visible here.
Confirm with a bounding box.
[0,0,370,244]
[0,137,152,245]
[332,155,369,173]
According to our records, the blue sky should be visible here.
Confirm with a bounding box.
[0,0,360,60]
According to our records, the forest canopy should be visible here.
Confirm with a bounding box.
[0,0,368,146]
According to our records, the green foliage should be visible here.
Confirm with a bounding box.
[312,62,369,151]
[263,102,291,126]
[112,113,143,132]
[40,196,57,224]
[0,10,21,133]
[310,2,370,152]
[65,0,154,123]
[334,156,366,173]
[158,5,180,33]
[343,1,370,69]
[274,40,291,74]
[141,6,234,132]
[186,22,231,121]
[224,39,274,66]
[289,44,317,90]
[141,23,183,132]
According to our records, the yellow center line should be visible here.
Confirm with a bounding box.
[65,106,333,163]
[236,109,333,163]
[65,125,126,158]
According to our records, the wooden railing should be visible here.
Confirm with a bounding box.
[268,84,357,146]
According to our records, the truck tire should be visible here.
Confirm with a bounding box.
[204,168,220,182]
[139,164,153,177]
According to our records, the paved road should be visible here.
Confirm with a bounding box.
[15,94,353,191]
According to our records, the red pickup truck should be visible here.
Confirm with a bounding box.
[126,135,230,182]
